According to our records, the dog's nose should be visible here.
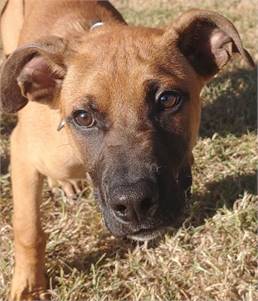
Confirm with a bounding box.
[109,181,158,224]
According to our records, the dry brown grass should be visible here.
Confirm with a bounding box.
[0,0,257,300]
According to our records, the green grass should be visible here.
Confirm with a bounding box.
[0,0,257,300]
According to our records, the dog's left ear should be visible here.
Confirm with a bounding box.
[166,9,255,79]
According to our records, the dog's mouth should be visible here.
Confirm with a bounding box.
[127,226,167,241]
[93,174,188,239]
[94,188,184,239]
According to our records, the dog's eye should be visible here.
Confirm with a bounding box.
[72,110,95,128]
[157,90,183,111]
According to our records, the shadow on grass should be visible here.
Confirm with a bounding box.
[63,172,256,274]
[182,172,256,227]
[61,235,135,274]
[200,68,257,138]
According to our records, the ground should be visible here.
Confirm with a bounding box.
[0,0,257,300]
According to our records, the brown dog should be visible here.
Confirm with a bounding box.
[0,0,254,300]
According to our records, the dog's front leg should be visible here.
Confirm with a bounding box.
[10,132,48,301]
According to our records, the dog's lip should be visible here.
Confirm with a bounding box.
[127,226,167,242]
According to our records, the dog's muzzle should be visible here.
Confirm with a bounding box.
[91,147,191,240]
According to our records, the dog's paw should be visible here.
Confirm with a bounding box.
[47,177,84,200]
[59,179,84,200]
[10,270,50,301]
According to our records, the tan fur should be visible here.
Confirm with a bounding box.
[0,1,253,300]
[1,0,24,55]
[2,2,125,300]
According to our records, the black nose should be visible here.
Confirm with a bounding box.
[109,181,158,224]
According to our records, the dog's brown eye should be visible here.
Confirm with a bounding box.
[157,91,183,110]
[73,110,95,128]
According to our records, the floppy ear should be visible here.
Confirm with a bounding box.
[0,36,69,113]
[169,9,255,79]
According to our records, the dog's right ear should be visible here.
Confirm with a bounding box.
[0,36,70,113]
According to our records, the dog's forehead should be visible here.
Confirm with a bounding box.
[73,26,163,69]
[63,25,196,115]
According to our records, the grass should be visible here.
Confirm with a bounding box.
[0,0,257,300]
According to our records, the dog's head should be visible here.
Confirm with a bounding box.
[1,10,254,240]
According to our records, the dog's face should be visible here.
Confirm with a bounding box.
[0,10,254,240]
[61,26,199,239]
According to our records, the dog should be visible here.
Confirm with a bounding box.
[0,0,254,300]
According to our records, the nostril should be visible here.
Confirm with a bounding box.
[110,182,159,223]
[114,204,127,216]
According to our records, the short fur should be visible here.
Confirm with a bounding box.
[0,0,254,300]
